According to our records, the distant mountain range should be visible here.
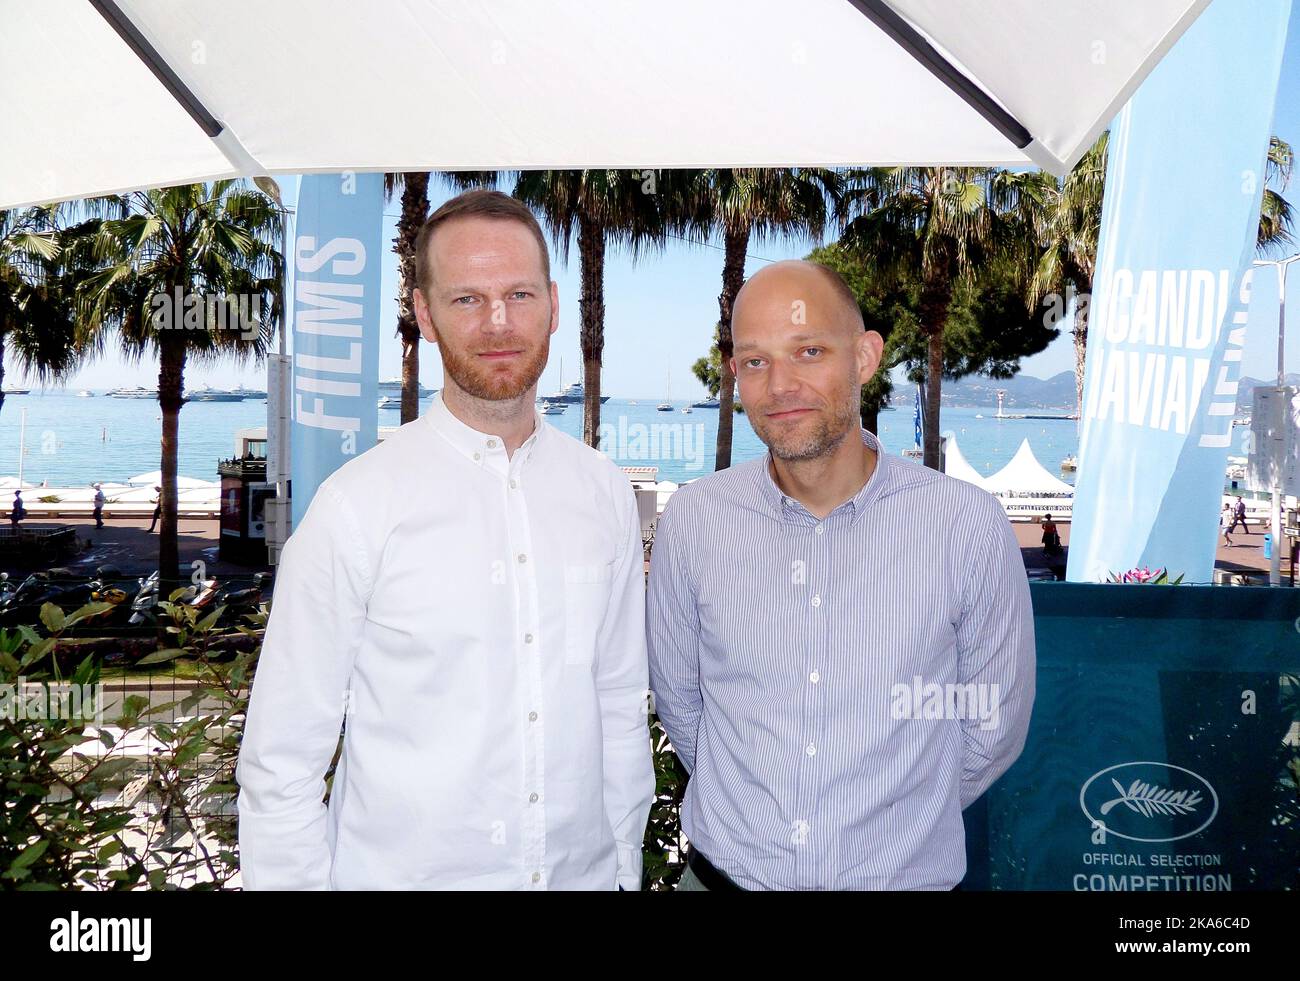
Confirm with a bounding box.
[886,370,1300,413]
[888,370,1078,410]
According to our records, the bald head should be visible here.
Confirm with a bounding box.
[733,260,864,350]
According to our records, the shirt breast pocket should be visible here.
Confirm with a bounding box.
[563,560,615,667]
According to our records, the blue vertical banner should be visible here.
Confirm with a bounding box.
[1067,0,1292,584]
[913,384,923,450]
[290,172,384,529]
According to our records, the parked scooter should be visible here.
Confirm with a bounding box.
[128,571,272,629]
[0,565,134,632]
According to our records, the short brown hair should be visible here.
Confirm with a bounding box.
[414,189,550,293]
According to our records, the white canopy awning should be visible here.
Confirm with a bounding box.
[125,471,215,488]
[1,0,1208,208]
[982,438,1076,496]
[942,435,987,489]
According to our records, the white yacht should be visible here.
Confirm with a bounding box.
[187,384,245,402]
[539,380,610,405]
[107,386,157,399]
[378,377,435,398]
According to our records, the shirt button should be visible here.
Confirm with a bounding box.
[529,792,539,803]
[815,524,824,535]
[806,743,817,757]
[531,872,541,884]
[524,633,533,644]
[811,595,821,607]
[809,671,820,684]
[528,711,538,722]
[473,452,481,461]
[509,479,518,489]
[517,553,527,564]
[487,438,497,448]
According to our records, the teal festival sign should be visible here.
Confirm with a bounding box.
[962,582,1300,891]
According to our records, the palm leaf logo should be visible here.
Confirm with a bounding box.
[1099,778,1202,818]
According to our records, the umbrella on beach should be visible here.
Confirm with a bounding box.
[1,0,1209,208]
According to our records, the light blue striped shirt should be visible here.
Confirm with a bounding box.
[646,428,1035,890]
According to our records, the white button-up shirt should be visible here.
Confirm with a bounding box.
[236,393,654,890]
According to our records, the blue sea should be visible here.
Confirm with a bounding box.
[0,392,1081,487]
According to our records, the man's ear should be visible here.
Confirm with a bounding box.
[858,330,885,384]
[414,287,438,345]
[549,280,560,336]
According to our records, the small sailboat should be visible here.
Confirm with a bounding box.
[657,369,673,412]
[539,401,566,415]
[77,390,93,397]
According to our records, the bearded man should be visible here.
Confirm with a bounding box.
[647,260,1035,891]
[237,189,654,890]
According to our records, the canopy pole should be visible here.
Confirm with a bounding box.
[89,0,222,137]
[90,0,266,176]
[846,0,1034,152]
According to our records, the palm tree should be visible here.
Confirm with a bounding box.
[840,168,1019,470]
[1256,136,1294,253]
[513,171,665,445]
[77,182,282,598]
[1032,133,1294,417]
[384,173,430,425]
[0,207,82,416]
[694,169,842,470]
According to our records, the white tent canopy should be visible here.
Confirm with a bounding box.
[941,435,987,489]
[1,0,1208,208]
[982,438,1076,496]
[125,471,216,488]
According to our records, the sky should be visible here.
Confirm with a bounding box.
[23,5,1300,400]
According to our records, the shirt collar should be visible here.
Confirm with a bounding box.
[757,427,889,524]
[425,390,544,471]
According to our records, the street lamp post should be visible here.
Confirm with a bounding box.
[1250,253,1300,585]
[254,176,293,564]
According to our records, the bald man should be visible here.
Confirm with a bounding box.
[647,260,1035,890]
